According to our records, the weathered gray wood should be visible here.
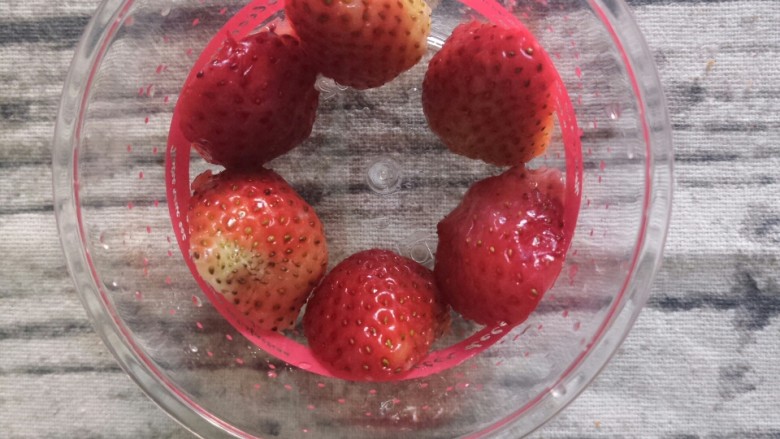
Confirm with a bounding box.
[1,0,779,437]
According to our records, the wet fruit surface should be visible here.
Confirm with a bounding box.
[435,165,568,326]
[188,168,328,331]
[304,249,450,381]
[423,21,557,166]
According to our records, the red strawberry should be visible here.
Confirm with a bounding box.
[303,249,450,381]
[285,0,431,89]
[434,165,567,326]
[177,30,319,169]
[188,168,328,331]
[422,21,557,166]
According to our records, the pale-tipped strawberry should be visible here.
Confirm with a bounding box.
[423,21,557,166]
[177,30,319,168]
[435,165,568,326]
[285,0,431,89]
[303,249,450,381]
[188,168,328,331]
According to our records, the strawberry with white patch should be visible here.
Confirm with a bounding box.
[188,168,328,331]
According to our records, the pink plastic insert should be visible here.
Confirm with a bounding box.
[166,0,582,380]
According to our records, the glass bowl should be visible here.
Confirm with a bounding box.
[53,0,673,436]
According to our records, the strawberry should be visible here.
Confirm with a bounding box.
[187,168,328,331]
[285,0,431,89]
[422,21,557,166]
[434,165,567,326]
[303,249,450,381]
[177,30,319,169]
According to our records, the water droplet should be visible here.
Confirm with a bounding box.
[192,295,202,307]
[160,6,171,16]
[298,362,312,370]
[410,243,431,263]
[606,103,622,120]
[366,158,402,195]
[189,344,199,353]
[551,385,567,398]
[315,76,349,100]
[568,264,579,285]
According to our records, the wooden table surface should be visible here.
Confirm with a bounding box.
[1,0,779,437]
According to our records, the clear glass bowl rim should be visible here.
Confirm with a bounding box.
[52,0,674,436]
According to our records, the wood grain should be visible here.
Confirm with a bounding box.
[1,0,779,438]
